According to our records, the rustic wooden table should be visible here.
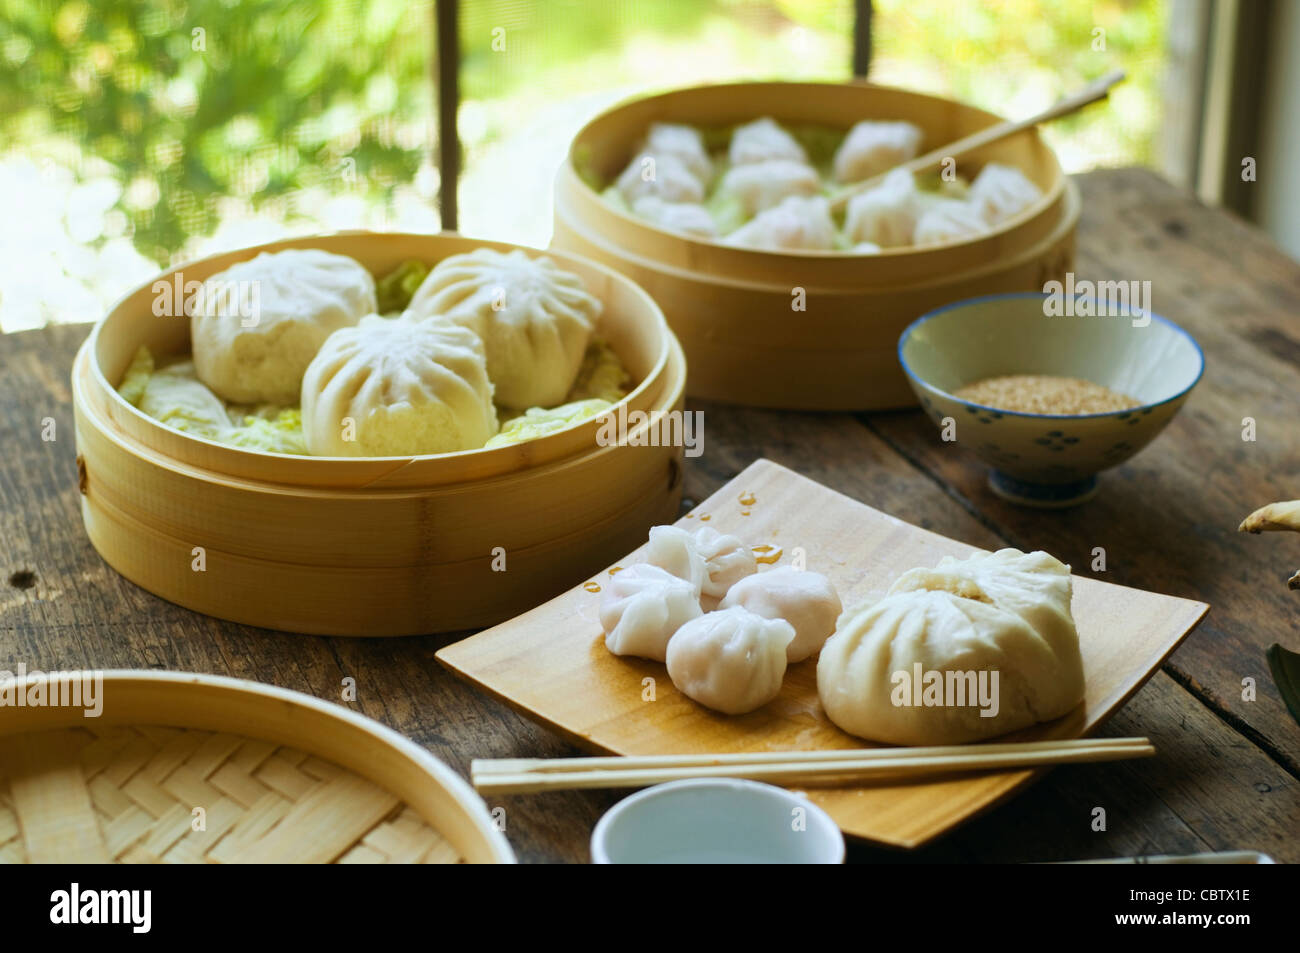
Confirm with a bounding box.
[2,169,1297,864]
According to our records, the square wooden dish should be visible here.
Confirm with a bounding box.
[437,458,1209,848]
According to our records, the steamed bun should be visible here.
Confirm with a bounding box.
[301,316,497,456]
[817,548,1084,745]
[405,249,600,409]
[191,249,376,404]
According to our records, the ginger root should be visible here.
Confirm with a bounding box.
[1239,500,1300,589]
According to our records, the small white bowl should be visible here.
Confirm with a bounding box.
[590,778,845,864]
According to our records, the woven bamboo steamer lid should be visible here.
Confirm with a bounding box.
[0,670,514,863]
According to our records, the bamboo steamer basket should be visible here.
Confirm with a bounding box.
[72,233,687,636]
[0,670,514,863]
[552,81,1081,410]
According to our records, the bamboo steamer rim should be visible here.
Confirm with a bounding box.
[555,176,1081,298]
[86,231,675,488]
[0,669,515,863]
[74,331,688,502]
[565,80,1066,262]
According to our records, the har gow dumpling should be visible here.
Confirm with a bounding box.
[833,120,923,184]
[968,163,1042,225]
[718,160,821,217]
[646,525,758,599]
[301,316,497,456]
[719,567,841,662]
[843,168,920,248]
[817,548,1084,745]
[600,564,704,661]
[666,607,795,714]
[729,117,807,166]
[615,151,706,205]
[191,249,376,404]
[644,122,713,185]
[405,249,600,409]
[631,196,718,237]
[722,196,836,252]
[912,198,989,245]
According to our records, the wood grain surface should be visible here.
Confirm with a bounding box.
[1,169,1297,863]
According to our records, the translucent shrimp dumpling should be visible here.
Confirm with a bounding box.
[405,249,601,409]
[645,525,758,599]
[644,122,713,185]
[191,249,376,404]
[913,198,989,245]
[719,567,842,662]
[844,167,921,248]
[615,151,706,205]
[718,160,821,216]
[631,196,718,238]
[833,120,923,184]
[666,607,795,715]
[968,163,1042,226]
[729,117,807,166]
[600,564,704,662]
[722,196,836,252]
[301,316,497,456]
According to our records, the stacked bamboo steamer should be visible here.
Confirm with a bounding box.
[73,233,686,636]
[552,82,1080,411]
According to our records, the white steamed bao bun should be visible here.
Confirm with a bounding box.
[720,567,842,662]
[191,248,376,404]
[600,564,703,662]
[666,606,795,715]
[404,249,601,409]
[817,548,1085,745]
[300,315,497,456]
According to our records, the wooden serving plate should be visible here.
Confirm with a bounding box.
[0,671,513,863]
[437,459,1209,849]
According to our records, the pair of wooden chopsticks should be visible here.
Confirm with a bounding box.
[471,736,1154,794]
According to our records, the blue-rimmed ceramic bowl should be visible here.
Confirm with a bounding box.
[898,292,1204,507]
